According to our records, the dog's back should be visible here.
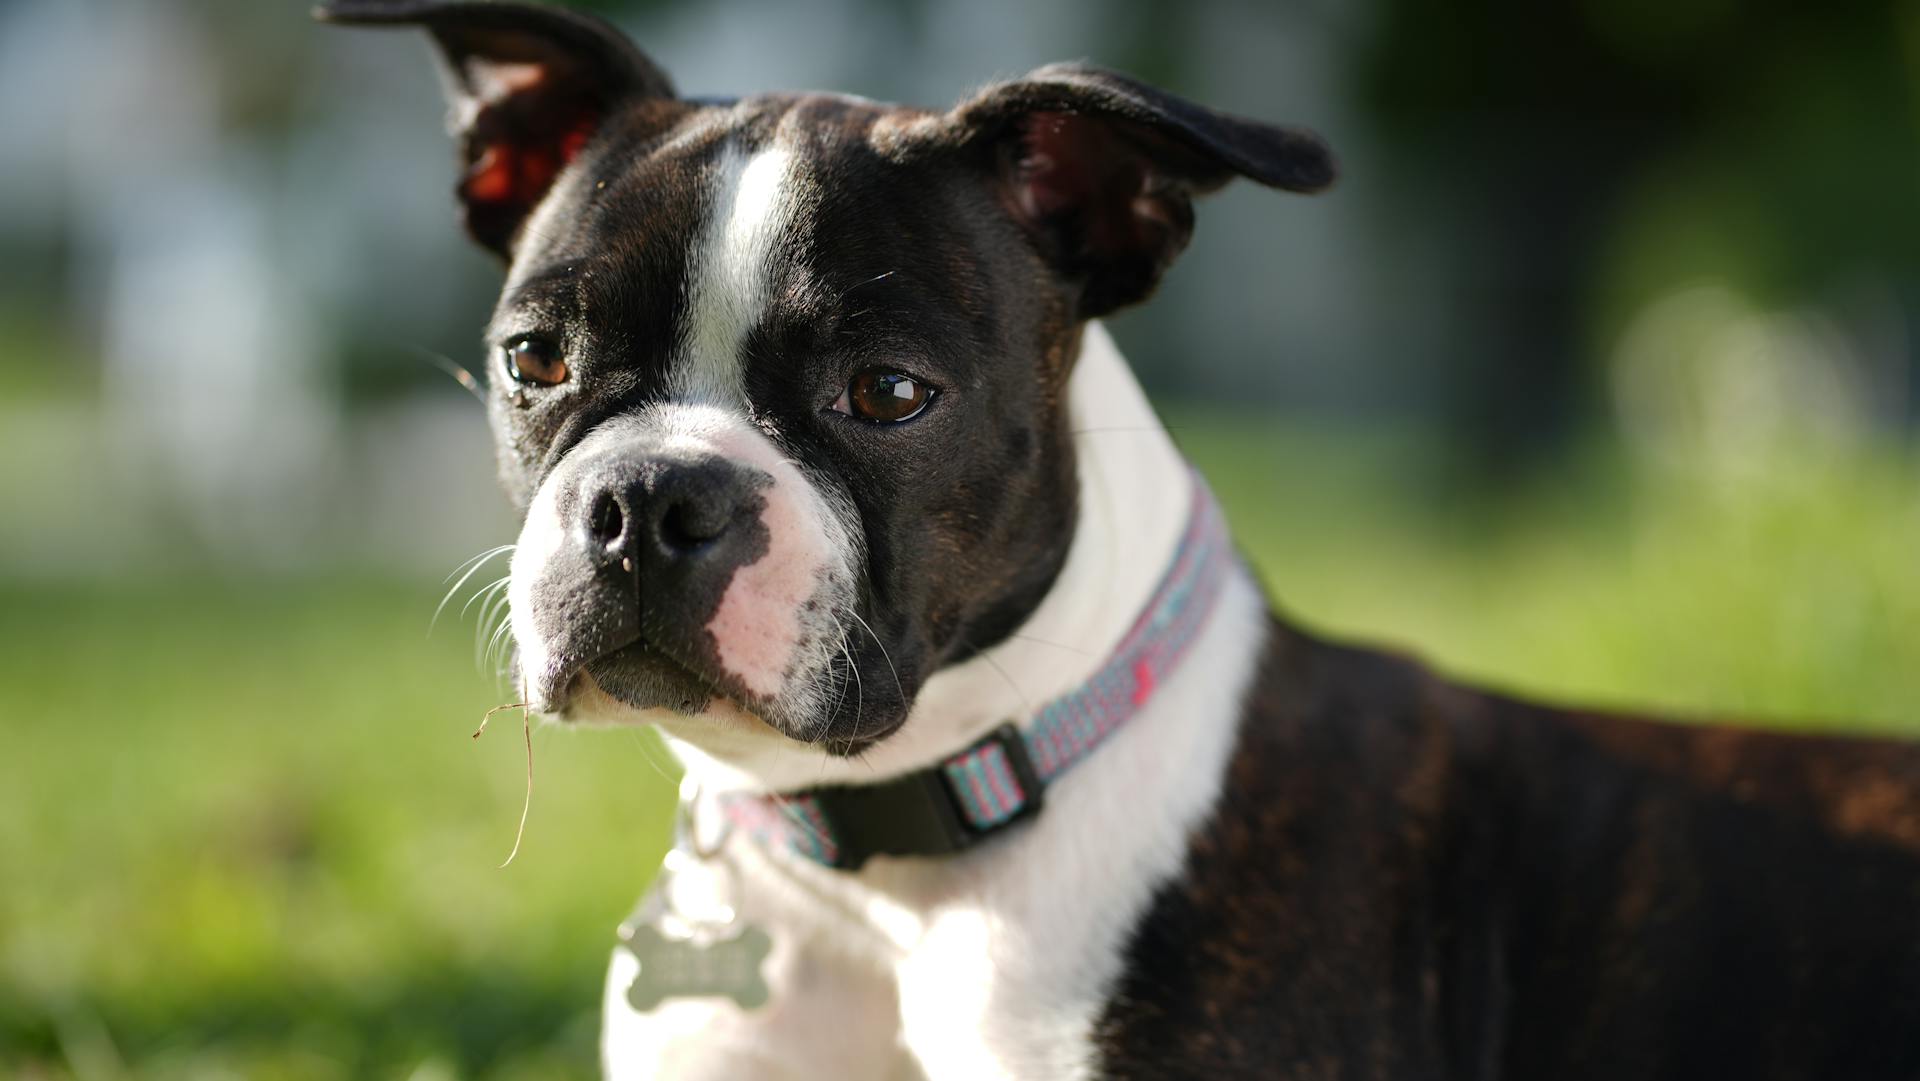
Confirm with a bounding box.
[1097,618,1920,1079]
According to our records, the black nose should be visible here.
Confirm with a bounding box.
[578,455,762,570]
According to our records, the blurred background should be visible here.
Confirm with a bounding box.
[2,0,1916,1077]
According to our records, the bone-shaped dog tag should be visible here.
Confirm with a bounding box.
[621,920,772,1012]
[620,782,773,1012]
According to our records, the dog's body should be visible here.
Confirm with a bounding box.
[600,324,1920,1081]
[323,4,1920,1077]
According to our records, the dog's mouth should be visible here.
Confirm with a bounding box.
[575,638,722,717]
[518,609,905,755]
[523,629,731,721]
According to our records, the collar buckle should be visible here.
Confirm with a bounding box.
[807,723,1043,871]
[969,721,1046,827]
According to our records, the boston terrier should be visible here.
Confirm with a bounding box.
[320,3,1920,1078]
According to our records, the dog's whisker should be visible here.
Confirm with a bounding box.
[405,345,488,404]
[472,586,515,669]
[823,643,862,743]
[845,610,904,707]
[484,613,517,676]
[474,591,513,671]
[481,623,511,677]
[460,576,511,620]
[482,586,511,626]
[443,544,517,583]
[488,619,515,667]
[844,626,866,738]
[837,268,897,302]
[432,546,516,634]
[1003,633,1095,657]
[1069,425,1184,437]
[975,648,1035,716]
[627,727,680,787]
[830,633,867,740]
[823,638,857,731]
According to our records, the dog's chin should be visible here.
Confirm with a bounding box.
[554,642,790,743]
[581,641,719,717]
[544,639,908,759]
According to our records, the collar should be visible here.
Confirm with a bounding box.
[719,474,1234,871]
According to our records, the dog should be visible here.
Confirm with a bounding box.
[320,3,1920,1078]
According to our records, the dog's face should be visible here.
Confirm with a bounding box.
[323,1,1331,755]
[493,114,1089,751]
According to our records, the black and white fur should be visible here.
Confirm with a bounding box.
[324,5,1920,1080]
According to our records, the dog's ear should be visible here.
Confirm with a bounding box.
[902,63,1335,318]
[316,1,674,257]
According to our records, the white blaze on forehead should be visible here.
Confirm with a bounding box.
[673,143,801,404]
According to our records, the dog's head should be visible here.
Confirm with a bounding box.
[321,0,1332,756]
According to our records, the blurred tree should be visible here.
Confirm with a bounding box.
[1355,0,1920,468]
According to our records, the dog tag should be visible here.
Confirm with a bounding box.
[618,820,772,1012]
[621,918,772,1012]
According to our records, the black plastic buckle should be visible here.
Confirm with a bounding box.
[806,724,1045,871]
[983,722,1046,825]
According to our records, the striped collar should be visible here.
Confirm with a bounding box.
[719,476,1234,870]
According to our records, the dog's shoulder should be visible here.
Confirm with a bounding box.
[1090,620,1473,1078]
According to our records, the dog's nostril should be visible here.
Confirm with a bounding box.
[659,498,730,552]
[588,491,625,549]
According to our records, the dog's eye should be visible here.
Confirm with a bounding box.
[503,337,569,387]
[832,370,933,423]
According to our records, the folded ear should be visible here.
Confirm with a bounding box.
[316,1,674,256]
[919,63,1335,318]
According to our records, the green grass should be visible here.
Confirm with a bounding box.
[3,425,1918,1079]
[0,583,678,1080]
[1189,423,1920,730]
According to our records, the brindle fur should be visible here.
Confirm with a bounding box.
[1096,615,1920,1079]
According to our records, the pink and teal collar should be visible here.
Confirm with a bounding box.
[721,476,1234,870]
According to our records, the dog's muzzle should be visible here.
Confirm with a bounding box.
[519,445,774,713]
[506,406,856,728]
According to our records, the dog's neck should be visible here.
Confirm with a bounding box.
[669,322,1194,793]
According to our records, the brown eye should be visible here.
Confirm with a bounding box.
[504,338,568,386]
[835,370,933,423]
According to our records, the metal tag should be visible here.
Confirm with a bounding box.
[620,918,772,1012]
[618,780,773,1012]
